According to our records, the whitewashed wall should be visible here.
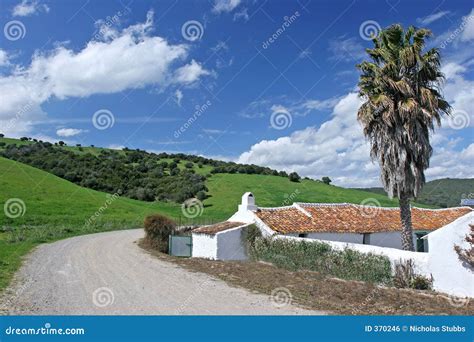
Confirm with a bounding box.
[425,212,474,297]
[192,224,250,260]
[275,235,430,276]
[191,233,217,259]
[216,225,249,260]
[288,232,363,244]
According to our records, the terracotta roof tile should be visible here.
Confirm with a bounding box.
[255,204,472,234]
[193,221,246,235]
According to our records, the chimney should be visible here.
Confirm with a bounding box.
[239,192,257,212]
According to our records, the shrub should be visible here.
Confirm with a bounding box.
[245,224,262,249]
[410,275,433,290]
[321,176,332,185]
[249,237,392,283]
[144,214,176,253]
[288,172,300,182]
[394,259,432,290]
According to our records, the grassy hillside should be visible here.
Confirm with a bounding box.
[203,173,421,219]
[358,178,474,208]
[0,157,180,290]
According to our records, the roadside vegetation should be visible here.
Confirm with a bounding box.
[249,234,392,284]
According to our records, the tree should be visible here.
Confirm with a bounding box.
[357,25,450,251]
[0,133,4,138]
[288,172,300,182]
[58,141,65,146]
[321,177,332,185]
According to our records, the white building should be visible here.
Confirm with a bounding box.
[191,192,473,297]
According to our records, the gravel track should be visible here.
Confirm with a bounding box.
[1,229,323,315]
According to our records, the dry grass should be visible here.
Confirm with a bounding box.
[140,239,473,315]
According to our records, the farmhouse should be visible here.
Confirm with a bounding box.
[191,192,473,297]
[192,192,472,259]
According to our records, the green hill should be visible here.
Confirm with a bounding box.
[358,178,474,208]
[0,156,182,290]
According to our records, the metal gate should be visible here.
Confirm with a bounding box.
[169,235,192,257]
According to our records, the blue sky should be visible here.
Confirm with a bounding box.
[0,0,473,186]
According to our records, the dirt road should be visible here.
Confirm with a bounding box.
[1,229,322,315]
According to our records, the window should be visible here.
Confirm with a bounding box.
[362,233,371,245]
[415,232,427,252]
[298,233,308,238]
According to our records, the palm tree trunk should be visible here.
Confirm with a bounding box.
[399,194,414,251]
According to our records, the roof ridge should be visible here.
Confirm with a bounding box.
[293,203,312,217]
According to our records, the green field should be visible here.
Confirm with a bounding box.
[203,173,417,219]
[0,157,180,289]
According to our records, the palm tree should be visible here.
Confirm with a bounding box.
[357,24,450,251]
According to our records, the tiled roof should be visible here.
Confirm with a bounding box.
[255,203,472,234]
[192,221,246,235]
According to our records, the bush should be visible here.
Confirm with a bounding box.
[144,214,176,253]
[394,259,432,290]
[245,224,262,249]
[411,275,433,290]
[249,237,392,283]
[321,176,332,185]
[288,172,300,182]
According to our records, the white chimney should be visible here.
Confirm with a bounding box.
[239,192,257,212]
[228,192,257,223]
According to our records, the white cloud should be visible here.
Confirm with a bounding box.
[108,144,125,150]
[12,0,49,17]
[233,7,249,21]
[460,9,474,41]
[0,50,10,66]
[328,37,366,62]
[175,89,183,106]
[173,60,210,85]
[212,0,241,14]
[441,62,474,128]
[56,128,84,137]
[417,11,450,25]
[238,92,474,187]
[240,96,340,119]
[0,10,211,136]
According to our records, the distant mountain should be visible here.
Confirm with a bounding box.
[358,178,474,208]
